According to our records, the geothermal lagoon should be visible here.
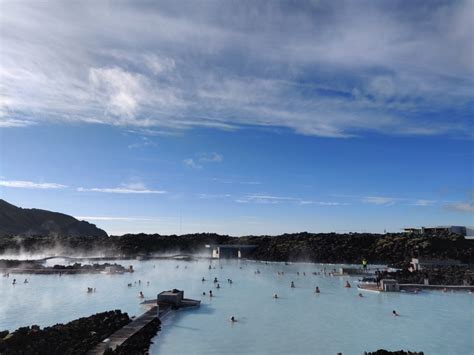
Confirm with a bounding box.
[1,257,472,355]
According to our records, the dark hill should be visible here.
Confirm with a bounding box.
[0,199,107,237]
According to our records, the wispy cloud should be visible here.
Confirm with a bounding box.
[1,1,472,137]
[338,194,438,207]
[128,136,157,149]
[197,152,223,163]
[235,194,345,206]
[184,152,223,169]
[412,199,437,207]
[0,180,67,189]
[197,193,231,199]
[0,118,35,128]
[212,178,261,185]
[444,192,474,214]
[77,182,166,194]
[183,158,202,170]
[362,196,398,206]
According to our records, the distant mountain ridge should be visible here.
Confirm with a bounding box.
[0,199,107,237]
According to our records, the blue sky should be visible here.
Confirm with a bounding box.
[0,0,472,235]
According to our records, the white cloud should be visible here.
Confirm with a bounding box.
[128,136,157,149]
[0,180,67,189]
[198,152,223,163]
[183,158,202,169]
[77,183,166,194]
[89,67,142,118]
[444,192,474,213]
[412,199,437,207]
[444,203,474,213]
[197,193,231,199]
[184,152,223,169]
[234,194,346,206]
[0,118,35,128]
[362,196,398,206]
[0,1,471,137]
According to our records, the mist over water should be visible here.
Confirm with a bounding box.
[1,258,472,354]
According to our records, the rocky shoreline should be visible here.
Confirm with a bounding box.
[1,231,472,266]
[0,310,130,354]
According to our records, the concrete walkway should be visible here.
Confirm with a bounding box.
[87,305,170,355]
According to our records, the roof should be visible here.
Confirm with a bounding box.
[206,244,257,248]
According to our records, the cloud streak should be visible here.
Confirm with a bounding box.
[0,180,67,189]
[77,183,166,194]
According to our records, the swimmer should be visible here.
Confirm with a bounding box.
[230,316,236,322]
[138,280,141,285]
[273,293,278,299]
[290,281,295,288]
[202,277,206,282]
[392,310,399,316]
[358,293,364,297]
[214,277,218,283]
[229,279,233,284]
[139,291,144,298]
[315,286,320,294]
[12,279,16,285]
[209,265,212,270]
[216,283,220,289]
[203,292,206,296]
[297,271,300,275]
[209,290,213,297]
[24,279,28,284]
[127,283,132,287]
[344,281,351,288]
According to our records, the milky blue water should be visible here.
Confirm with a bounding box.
[0,258,472,355]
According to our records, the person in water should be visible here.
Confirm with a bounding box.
[358,293,364,297]
[290,281,295,288]
[12,279,17,285]
[315,286,320,293]
[230,316,236,322]
[209,290,213,297]
[216,283,220,289]
[139,291,144,298]
[273,293,278,299]
[344,281,351,288]
[202,292,206,296]
[24,279,28,284]
[392,310,399,316]
[213,277,218,283]
[202,277,206,282]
